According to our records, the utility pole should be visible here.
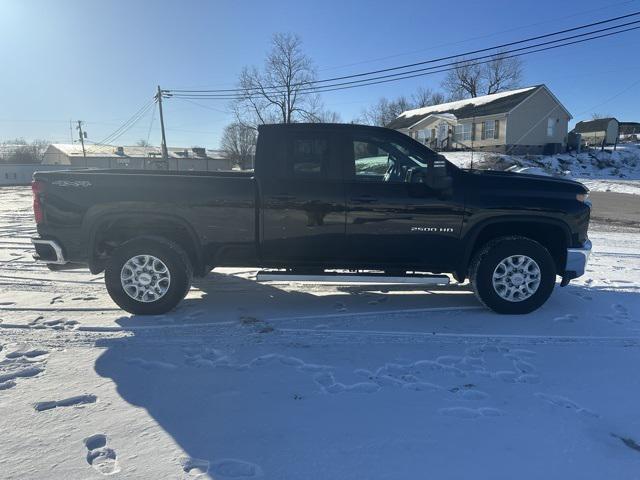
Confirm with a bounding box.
[156,86,169,162]
[76,120,87,166]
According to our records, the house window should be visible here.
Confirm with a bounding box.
[483,120,495,140]
[454,123,472,142]
[416,130,428,144]
[547,118,556,137]
[454,125,462,141]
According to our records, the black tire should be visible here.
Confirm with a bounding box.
[105,236,193,315]
[469,236,556,314]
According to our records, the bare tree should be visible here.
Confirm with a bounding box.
[136,139,151,147]
[232,33,324,128]
[360,97,412,126]
[359,87,446,127]
[0,138,48,164]
[410,87,446,108]
[220,122,257,169]
[482,52,523,95]
[591,113,611,120]
[308,109,342,123]
[442,52,523,99]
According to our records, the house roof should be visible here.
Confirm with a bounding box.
[45,144,226,160]
[573,118,618,133]
[619,122,640,134]
[387,86,543,130]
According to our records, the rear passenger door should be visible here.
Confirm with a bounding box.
[259,129,346,264]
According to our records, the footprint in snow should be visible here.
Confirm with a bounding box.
[535,392,598,417]
[210,459,262,478]
[29,317,78,330]
[553,313,577,323]
[439,407,504,419]
[72,296,99,301]
[180,456,210,477]
[84,434,119,475]
[35,394,97,412]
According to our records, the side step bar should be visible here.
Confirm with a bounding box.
[256,271,450,286]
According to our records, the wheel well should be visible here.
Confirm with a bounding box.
[462,221,567,279]
[91,216,203,275]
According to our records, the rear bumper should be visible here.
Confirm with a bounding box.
[562,239,592,283]
[31,238,68,265]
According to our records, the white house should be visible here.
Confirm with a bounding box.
[387,85,572,155]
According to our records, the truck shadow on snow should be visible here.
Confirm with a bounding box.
[93,279,639,472]
[115,271,481,329]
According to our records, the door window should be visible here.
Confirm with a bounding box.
[352,135,431,184]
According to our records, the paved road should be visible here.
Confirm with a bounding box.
[589,191,640,232]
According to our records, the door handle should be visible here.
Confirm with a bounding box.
[270,194,295,201]
[350,195,377,204]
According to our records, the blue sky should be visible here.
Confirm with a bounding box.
[1,0,639,148]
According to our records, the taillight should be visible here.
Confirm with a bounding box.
[32,180,44,224]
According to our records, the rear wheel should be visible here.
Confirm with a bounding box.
[469,236,556,314]
[105,236,193,315]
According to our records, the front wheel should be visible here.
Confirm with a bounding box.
[469,236,556,314]
[105,236,193,315]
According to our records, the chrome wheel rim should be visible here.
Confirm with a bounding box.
[121,255,171,303]
[492,255,541,302]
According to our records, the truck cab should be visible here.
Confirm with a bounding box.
[255,124,460,271]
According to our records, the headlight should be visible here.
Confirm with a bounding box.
[576,193,589,203]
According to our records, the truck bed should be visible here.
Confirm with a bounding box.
[33,168,258,268]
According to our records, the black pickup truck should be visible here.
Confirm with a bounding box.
[31,123,591,315]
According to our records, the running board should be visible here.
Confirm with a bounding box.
[256,271,450,286]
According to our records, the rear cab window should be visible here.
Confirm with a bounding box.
[290,138,329,178]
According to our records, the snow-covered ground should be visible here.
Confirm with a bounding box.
[442,143,640,195]
[1,186,640,479]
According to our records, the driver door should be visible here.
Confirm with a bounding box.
[343,129,463,269]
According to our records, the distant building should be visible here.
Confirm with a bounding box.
[387,85,572,155]
[619,122,640,141]
[42,144,235,171]
[572,118,619,146]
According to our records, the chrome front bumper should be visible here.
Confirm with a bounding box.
[564,239,592,280]
[31,238,68,265]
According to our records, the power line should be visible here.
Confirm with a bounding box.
[167,22,640,101]
[145,102,157,146]
[577,77,640,115]
[88,99,155,151]
[318,0,638,72]
[172,96,233,114]
[166,11,640,95]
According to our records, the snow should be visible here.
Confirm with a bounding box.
[399,86,537,121]
[442,143,640,194]
[1,186,640,479]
